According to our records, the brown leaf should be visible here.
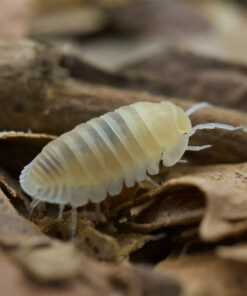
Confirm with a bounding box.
[155,254,247,296]
[75,225,153,262]
[0,234,51,250]
[0,188,40,236]
[123,189,204,233]
[122,163,247,242]
[31,7,107,36]
[0,169,30,216]
[76,226,120,261]
[0,131,55,175]
[121,49,247,110]
[16,241,82,282]
[0,235,180,295]
[197,164,247,241]
[116,233,155,260]
[217,244,247,263]
[0,0,32,39]
[98,0,209,36]
[36,209,155,261]
[102,185,146,219]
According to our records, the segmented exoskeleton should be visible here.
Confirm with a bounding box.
[20,101,240,237]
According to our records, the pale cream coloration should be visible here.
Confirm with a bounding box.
[19,101,239,236]
[20,102,191,206]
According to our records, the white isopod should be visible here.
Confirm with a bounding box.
[19,101,240,237]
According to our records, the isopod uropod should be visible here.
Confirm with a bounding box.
[19,101,240,237]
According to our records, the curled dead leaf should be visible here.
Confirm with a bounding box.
[122,163,247,242]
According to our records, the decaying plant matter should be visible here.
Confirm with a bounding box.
[1,38,247,295]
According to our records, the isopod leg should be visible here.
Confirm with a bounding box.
[58,205,65,219]
[95,203,100,225]
[186,145,212,151]
[28,199,40,220]
[178,159,188,163]
[71,207,77,239]
[145,176,159,187]
[138,176,159,188]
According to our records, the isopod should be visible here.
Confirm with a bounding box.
[19,101,240,237]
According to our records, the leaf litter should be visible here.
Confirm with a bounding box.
[1,39,247,295]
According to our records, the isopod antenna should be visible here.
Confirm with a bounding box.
[186,102,210,116]
[188,123,242,137]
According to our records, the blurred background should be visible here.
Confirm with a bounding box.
[2,0,247,71]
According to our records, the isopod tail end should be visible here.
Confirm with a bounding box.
[19,162,38,197]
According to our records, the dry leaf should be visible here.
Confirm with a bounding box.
[116,233,155,260]
[36,209,155,261]
[0,188,40,236]
[102,185,145,219]
[0,132,55,175]
[0,235,180,295]
[16,241,82,282]
[0,170,30,216]
[76,226,120,261]
[123,189,204,233]
[155,254,247,296]
[121,49,247,110]
[107,0,209,36]
[217,244,247,263]
[121,163,247,242]
[0,0,32,39]
[31,8,106,36]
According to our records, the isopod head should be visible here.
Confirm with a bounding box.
[133,101,191,166]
